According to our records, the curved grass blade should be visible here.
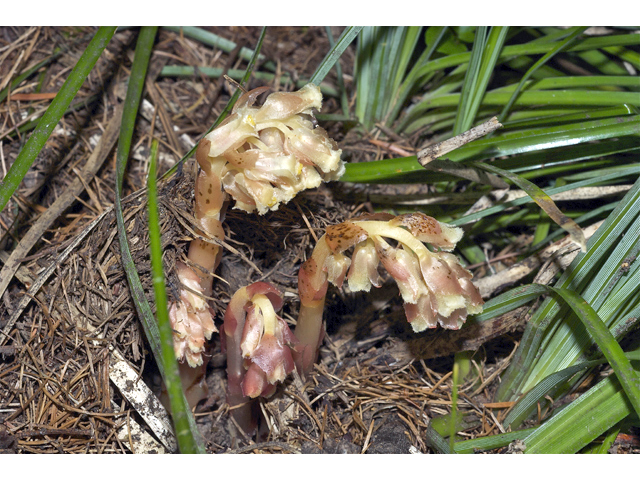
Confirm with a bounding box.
[496,176,640,403]
[160,27,268,181]
[0,26,116,213]
[504,349,640,429]
[546,286,640,418]
[310,26,362,87]
[472,283,549,322]
[114,27,161,359]
[454,427,537,454]
[147,140,202,454]
[498,27,588,122]
[477,162,587,251]
[512,213,640,400]
[112,26,205,453]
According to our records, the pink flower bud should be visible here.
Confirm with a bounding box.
[224,283,299,400]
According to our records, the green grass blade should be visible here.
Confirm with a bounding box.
[454,427,537,454]
[309,26,362,86]
[547,286,640,419]
[504,359,605,428]
[453,26,487,135]
[147,140,202,454]
[114,27,162,359]
[454,26,508,134]
[415,89,640,112]
[504,349,640,429]
[513,214,640,399]
[0,26,116,213]
[498,27,588,122]
[496,176,640,404]
[472,284,549,322]
[113,26,205,453]
[523,375,635,454]
[355,27,387,130]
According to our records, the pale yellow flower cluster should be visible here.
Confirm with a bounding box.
[198,84,344,215]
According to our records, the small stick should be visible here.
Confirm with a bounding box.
[418,117,503,166]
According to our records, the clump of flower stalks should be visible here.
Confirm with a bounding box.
[167,84,344,402]
[164,82,483,433]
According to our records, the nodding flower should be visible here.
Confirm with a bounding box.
[197,83,344,215]
[222,282,298,400]
[295,212,483,373]
[221,282,298,433]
